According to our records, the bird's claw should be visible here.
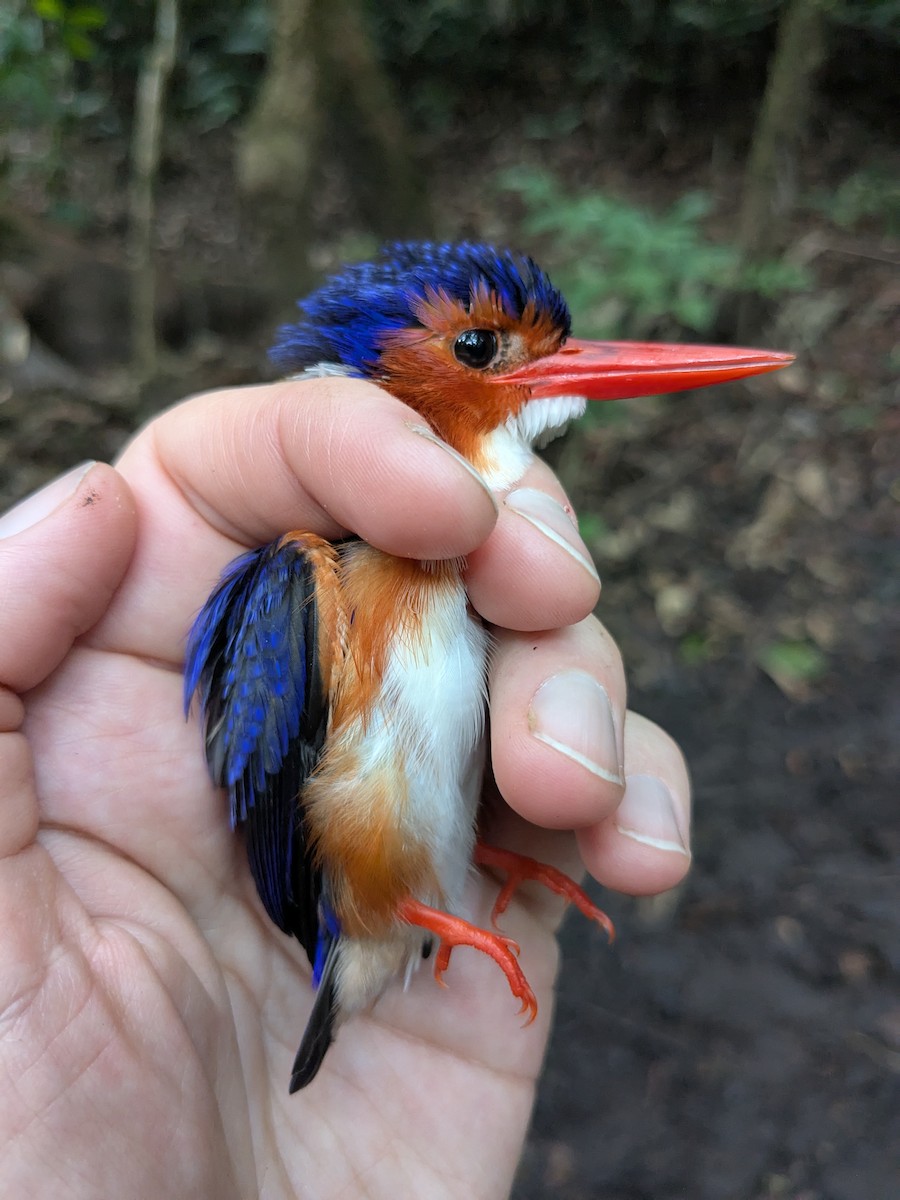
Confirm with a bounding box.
[475,842,616,943]
[397,897,538,1022]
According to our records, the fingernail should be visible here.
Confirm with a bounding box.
[528,670,623,785]
[616,775,690,857]
[505,488,600,583]
[407,425,498,512]
[0,462,96,539]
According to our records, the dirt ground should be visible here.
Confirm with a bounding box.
[518,575,900,1200]
[513,230,900,1196]
[1,119,898,1200]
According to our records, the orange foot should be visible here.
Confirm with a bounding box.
[396,897,538,1023]
[475,842,616,943]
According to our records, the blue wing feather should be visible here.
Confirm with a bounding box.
[185,537,332,955]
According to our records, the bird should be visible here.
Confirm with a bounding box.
[184,241,792,1091]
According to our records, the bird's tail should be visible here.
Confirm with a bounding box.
[289,929,340,1092]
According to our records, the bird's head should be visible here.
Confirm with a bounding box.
[272,242,792,487]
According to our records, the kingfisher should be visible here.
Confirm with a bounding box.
[184,241,791,1091]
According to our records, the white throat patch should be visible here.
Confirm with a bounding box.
[478,394,587,489]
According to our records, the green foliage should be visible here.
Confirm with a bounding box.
[577,512,611,545]
[811,167,900,237]
[368,0,897,141]
[0,0,106,188]
[92,0,269,130]
[498,167,808,338]
[833,0,900,40]
[2,0,269,160]
[671,0,781,36]
[177,3,269,129]
[1,2,63,128]
[32,0,106,60]
[679,631,714,665]
[368,0,784,105]
[756,640,828,690]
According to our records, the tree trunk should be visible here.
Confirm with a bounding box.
[736,0,828,329]
[236,0,321,299]
[128,0,179,382]
[321,0,430,238]
[237,0,429,302]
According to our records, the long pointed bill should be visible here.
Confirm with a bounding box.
[496,338,794,401]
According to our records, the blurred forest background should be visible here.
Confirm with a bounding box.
[1,1,898,1197]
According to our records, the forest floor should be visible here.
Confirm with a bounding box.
[1,115,898,1200]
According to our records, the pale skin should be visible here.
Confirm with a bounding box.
[0,377,691,1199]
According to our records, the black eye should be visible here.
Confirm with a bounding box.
[453,329,498,369]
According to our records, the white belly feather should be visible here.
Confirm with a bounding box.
[355,577,489,908]
[331,577,491,1016]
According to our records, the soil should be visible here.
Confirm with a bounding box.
[514,211,900,1196]
[1,116,898,1200]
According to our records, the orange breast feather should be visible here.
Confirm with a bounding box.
[305,546,461,935]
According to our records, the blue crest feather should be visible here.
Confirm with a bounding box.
[270,241,571,376]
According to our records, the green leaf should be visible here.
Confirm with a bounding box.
[577,513,610,544]
[756,641,828,683]
[67,6,107,31]
[62,27,94,59]
[679,632,712,666]
[33,0,65,21]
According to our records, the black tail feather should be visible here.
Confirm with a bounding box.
[289,939,340,1092]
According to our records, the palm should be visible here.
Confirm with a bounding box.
[13,625,563,1200]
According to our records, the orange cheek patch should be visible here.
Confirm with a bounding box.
[375,339,525,453]
[374,285,568,460]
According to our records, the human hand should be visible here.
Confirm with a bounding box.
[2,378,690,1198]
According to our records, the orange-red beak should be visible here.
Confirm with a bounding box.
[496,338,794,400]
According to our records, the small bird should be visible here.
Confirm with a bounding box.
[184,242,792,1091]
